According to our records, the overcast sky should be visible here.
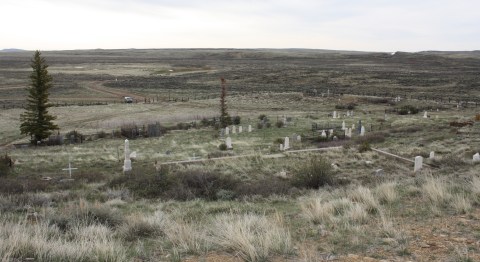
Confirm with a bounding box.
[1,0,479,52]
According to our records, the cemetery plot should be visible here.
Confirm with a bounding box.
[0,49,480,262]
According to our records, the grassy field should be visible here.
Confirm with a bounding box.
[1,49,480,261]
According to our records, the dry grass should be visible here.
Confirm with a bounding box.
[348,186,379,214]
[0,218,126,261]
[345,203,369,224]
[210,213,292,262]
[379,211,398,238]
[375,181,398,204]
[163,219,208,254]
[118,211,166,241]
[422,175,452,207]
[300,195,335,225]
[471,176,480,204]
[451,194,472,214]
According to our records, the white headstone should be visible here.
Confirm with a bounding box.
[341,121,346,130]
[346,128,352,138]
[232,126,236,134]
[429,151,435,159]
[226,137,232,149]
[346,111,350,117]
[414,156,423,172]
[333,136,338,140]
[123,139,132,172]
[360,126,365,136]
[297,135,301,142]
[248,125,252,132]
[321,130,327,138]
[239,126,243,133]
[473,153,480,162]
[225,127,230,135]
[284,137,290,150]
[329,129,334,137]
[423,111,428,118]
[352,124,355,130]
[333,111,337,119]
[280,144,284,151]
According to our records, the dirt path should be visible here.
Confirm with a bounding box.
[82,81,146,101]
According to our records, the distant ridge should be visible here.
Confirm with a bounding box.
[0,48,27,52]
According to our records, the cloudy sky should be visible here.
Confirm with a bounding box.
[1,0,479,52]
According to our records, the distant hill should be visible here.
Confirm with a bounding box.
[0,48,27,52]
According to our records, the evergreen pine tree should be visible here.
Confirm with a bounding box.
[219,78,231,128]
[20,51,58,144]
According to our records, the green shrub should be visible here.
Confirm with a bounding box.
[235,177,291,197]
[232,116,241,125]
[274,138,284,144]
[169,170,239,200]
[0,154,13,177]
[108,172,172,199]
[358,142,371,153]
[398,105,419,115]
[74,172,106,183]
[335,103,356,110]
[354,132,387,145]
[293,157,335,188]
[275,121,284,128]
[218,143,228,151]
[258,114,267,120]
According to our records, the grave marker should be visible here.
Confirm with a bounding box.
[360,126,365,136]
[226,137,233,149]
[239,126,243,133]
[225,127,230,135]
[248,125,252,132]
[232,126,236,134]
[123,139,132,172]
[429,151,435,159]
[284,137,290,150]
[473,153,480,162]
[62,161,77,178]
[321,130,327,138]
[414,156,423,172]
